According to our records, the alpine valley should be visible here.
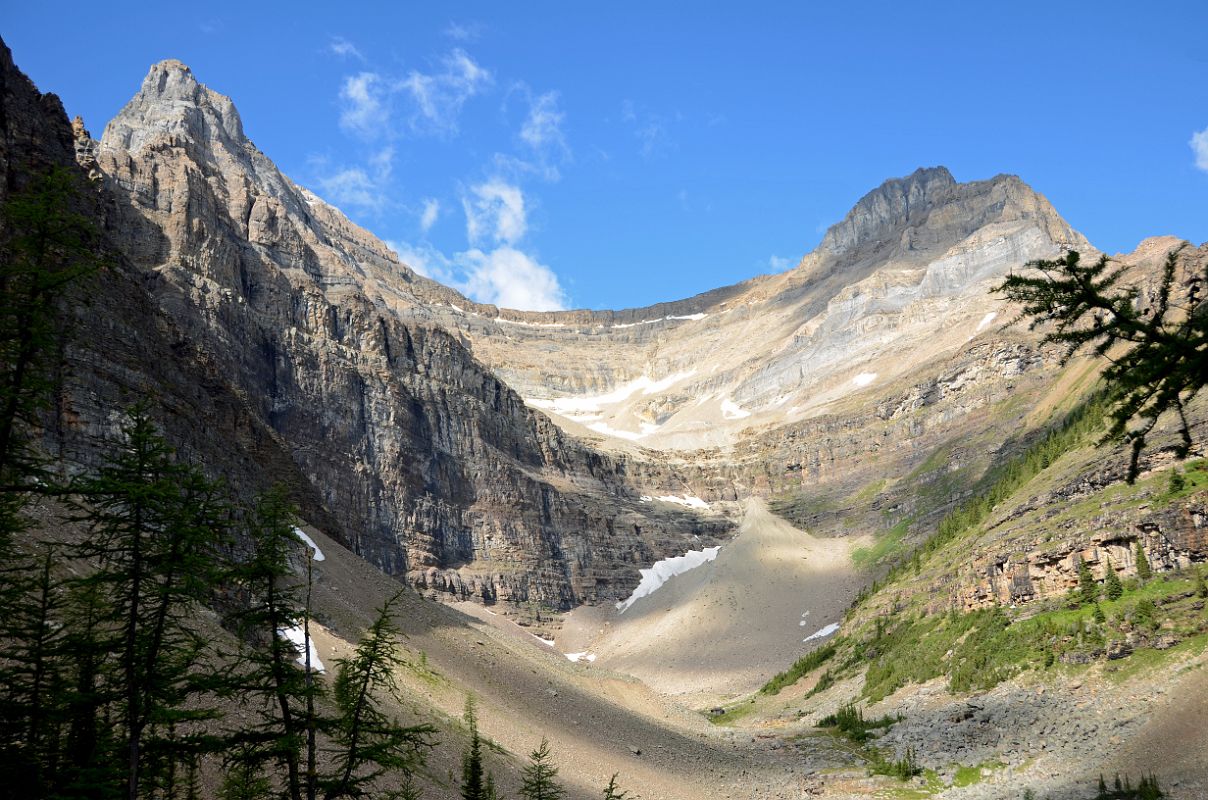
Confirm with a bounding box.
[2,36,1207,800]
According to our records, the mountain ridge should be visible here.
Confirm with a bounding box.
[76,54,1116,607]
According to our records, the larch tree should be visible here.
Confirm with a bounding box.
[996,248,1206,481]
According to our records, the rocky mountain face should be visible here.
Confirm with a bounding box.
[7,45,1200,623]
[3,44,727,620]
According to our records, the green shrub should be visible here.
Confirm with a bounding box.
[816,703,899,743]
[760,641,838,695]
[868,747,921,780]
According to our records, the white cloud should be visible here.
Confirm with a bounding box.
[314,147,394,213]
[329,37,364,60]
[386,241,567,311]
[459,246,566,311]
[520,91,569,157]
[397,49,492,135]
[339,72,387,138]
[388,241,455,283]
[419,198,440,232]
[463,179,526,245]
[444,21,482,42]
[317,168,379,212]
[769,255,793,272]
[1191,125,1208,173]
[620,100,673,159]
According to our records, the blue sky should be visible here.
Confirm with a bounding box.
[5,1,1207,311]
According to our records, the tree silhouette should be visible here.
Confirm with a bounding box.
[996,248,1206,480]
[519,738,565,800]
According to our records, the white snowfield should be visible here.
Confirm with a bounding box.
[565,652,597,663]
[279,624,325,672]
[611,313,707,329]
[292,526,326,561]
[720,398,751,420]
[616,546,722,613]
[803,622,840,643]
[654,494,709,510]
[976,311,998,332]
[526,371,695,416]
[852,372,877,387]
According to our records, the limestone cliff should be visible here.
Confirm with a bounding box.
[7,45,1199,623]
[2,44,728,619]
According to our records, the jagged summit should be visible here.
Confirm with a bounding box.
[820,166,956,255]
[815,166,1087,266]
[102,59,247,156]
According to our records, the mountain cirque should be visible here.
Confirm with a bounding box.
[6,46,1204,629]
[6,36,1208,800]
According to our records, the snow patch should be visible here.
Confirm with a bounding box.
[293,527,326,562]
[616,546,721,613]
[852,372,877,388]
[279,624,325,672]
[803,623,840,643]
[611,313,707,329]
[975,312,998,332]
[525,372,695,416]
[720,398,751,420]
[533,635,556,647]
[494,317,566,328]
[565,652,597,663]
[587,422,645,441]
[654,494,709,510]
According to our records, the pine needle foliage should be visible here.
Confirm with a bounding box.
[519,738,565,800]
[602,773,630,800]
[996,249,1207,481]
[324,592,436,799]
[69,406,231,800]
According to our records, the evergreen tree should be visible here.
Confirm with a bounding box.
[0,548,70,799]
[0,166,98,799]
[461,696,485,800]
[0,166,99,479]
[1077,556,1099,605]
[1195,567,1207,599]
[323,592,436,799]
[219,744,273,800]
[602,773,630,800]
[69,407,230,800]
[56,580,123,799]
[996,248,1208,480]
[223,487,317,800]
[519,738,565,800]
[1134,541,1152,581]
[483,772,498,800]
[1105,559,1124,601]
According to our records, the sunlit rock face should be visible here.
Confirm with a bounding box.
[15,45,1159,618]
[46,56,721,614]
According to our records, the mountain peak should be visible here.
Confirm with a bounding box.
[142,59,200,98]
[816,166,1087,262]
[101,59,246,157]
[819,166,956,256]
